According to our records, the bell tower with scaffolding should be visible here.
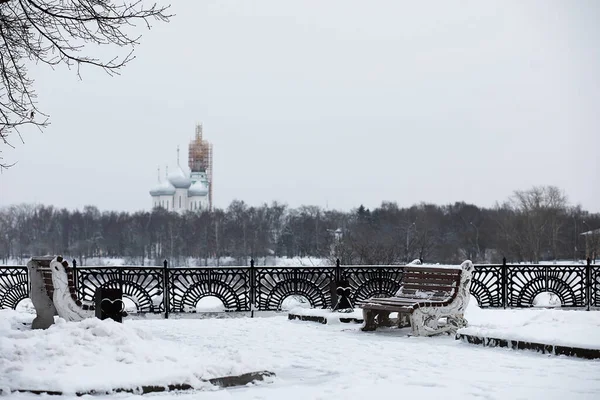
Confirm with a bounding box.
[188,123,214,210]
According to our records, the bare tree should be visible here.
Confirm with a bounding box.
[507,185,568,263]
[0,0,171,169]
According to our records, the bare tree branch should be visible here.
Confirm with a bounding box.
[0,0,172,170]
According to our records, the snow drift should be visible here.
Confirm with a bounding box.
[0,311,261,394]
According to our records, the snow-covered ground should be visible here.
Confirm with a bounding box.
[460,306,600,350]
[2,299,600,400]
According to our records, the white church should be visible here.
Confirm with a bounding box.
[149,125,213,213]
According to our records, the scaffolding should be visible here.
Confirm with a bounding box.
[188,123,213,209]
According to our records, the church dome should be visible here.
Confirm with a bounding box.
[149,184,161,197]
[188,180,208,197]
[168,166,192,189]
[150,168,176,197]
[150,179,175,196]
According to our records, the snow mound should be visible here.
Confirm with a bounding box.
[532,292,561,308]
[460,308,600,350]
[0,310,258,395]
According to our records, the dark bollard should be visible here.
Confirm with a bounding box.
[332,279,353,312]
[95,287,126,323]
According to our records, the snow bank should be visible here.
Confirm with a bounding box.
[0,310,260,395]
[532,292,562,308]
[462,306,600,350]
[288,307,363,323]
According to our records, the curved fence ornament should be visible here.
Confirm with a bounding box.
[0,266,29,310]
[255,267,334,310]
[180,280,242,311]
[168,268,249,312]
[0,259,597,313]
[469,266,502,307]
[507,265,586,307]
[76,267,164,313]
[591,265,600,307]
[344,266,403,303]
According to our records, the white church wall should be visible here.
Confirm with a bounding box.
[188,196,208,211]
[174,188,188,212]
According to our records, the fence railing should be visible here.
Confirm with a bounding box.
[0,259,598,314]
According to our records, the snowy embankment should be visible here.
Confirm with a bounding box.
[0,311,262,395]
[462,301,600,350]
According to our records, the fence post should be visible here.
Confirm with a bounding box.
[163,259,169,319]
[336,258,341,282]
[250,258,255,318]
[587,257,592,311]
[118,264,123,294]
[72,259,78,296]
[543,262,548,300]
[502,257,507,309]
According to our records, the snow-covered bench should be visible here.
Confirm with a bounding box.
[28,256,95,329]
[358,260,474,336]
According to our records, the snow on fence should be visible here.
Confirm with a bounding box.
[0,259,598,314]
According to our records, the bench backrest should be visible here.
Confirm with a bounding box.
[31,256,80,305]
[396,266,462,302]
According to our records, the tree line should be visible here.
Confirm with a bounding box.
[0,185,598,266]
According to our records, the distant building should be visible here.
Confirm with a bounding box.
[149,124,213,213]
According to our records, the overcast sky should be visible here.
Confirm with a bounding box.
[1,0,599,213]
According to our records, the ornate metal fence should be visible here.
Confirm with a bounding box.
[0,266,29,310]
[0,259,598,313]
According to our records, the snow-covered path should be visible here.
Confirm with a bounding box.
[4,311,600,400]
[136,317,600,400]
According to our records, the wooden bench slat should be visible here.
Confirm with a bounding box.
[358,297,413,304]
[402,282,457,289]
[403,274,459,283]
[398,287,453,294]
[360,298,449,306]
[402,283,458,291]
[402,280,457,287]
[402,266,461,274]
[395,296,451,302]
[359,302,416,309]
[403,273,460,282]
[360,304,415,312]
[402,289,454,296]
[397,289,453,298]
[359,297,450,304]
[402,276,459,285]
[404,268,460,275]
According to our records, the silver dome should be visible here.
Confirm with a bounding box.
[150,180,176,196]
[188,180,208,197]
[168,166,192,189]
